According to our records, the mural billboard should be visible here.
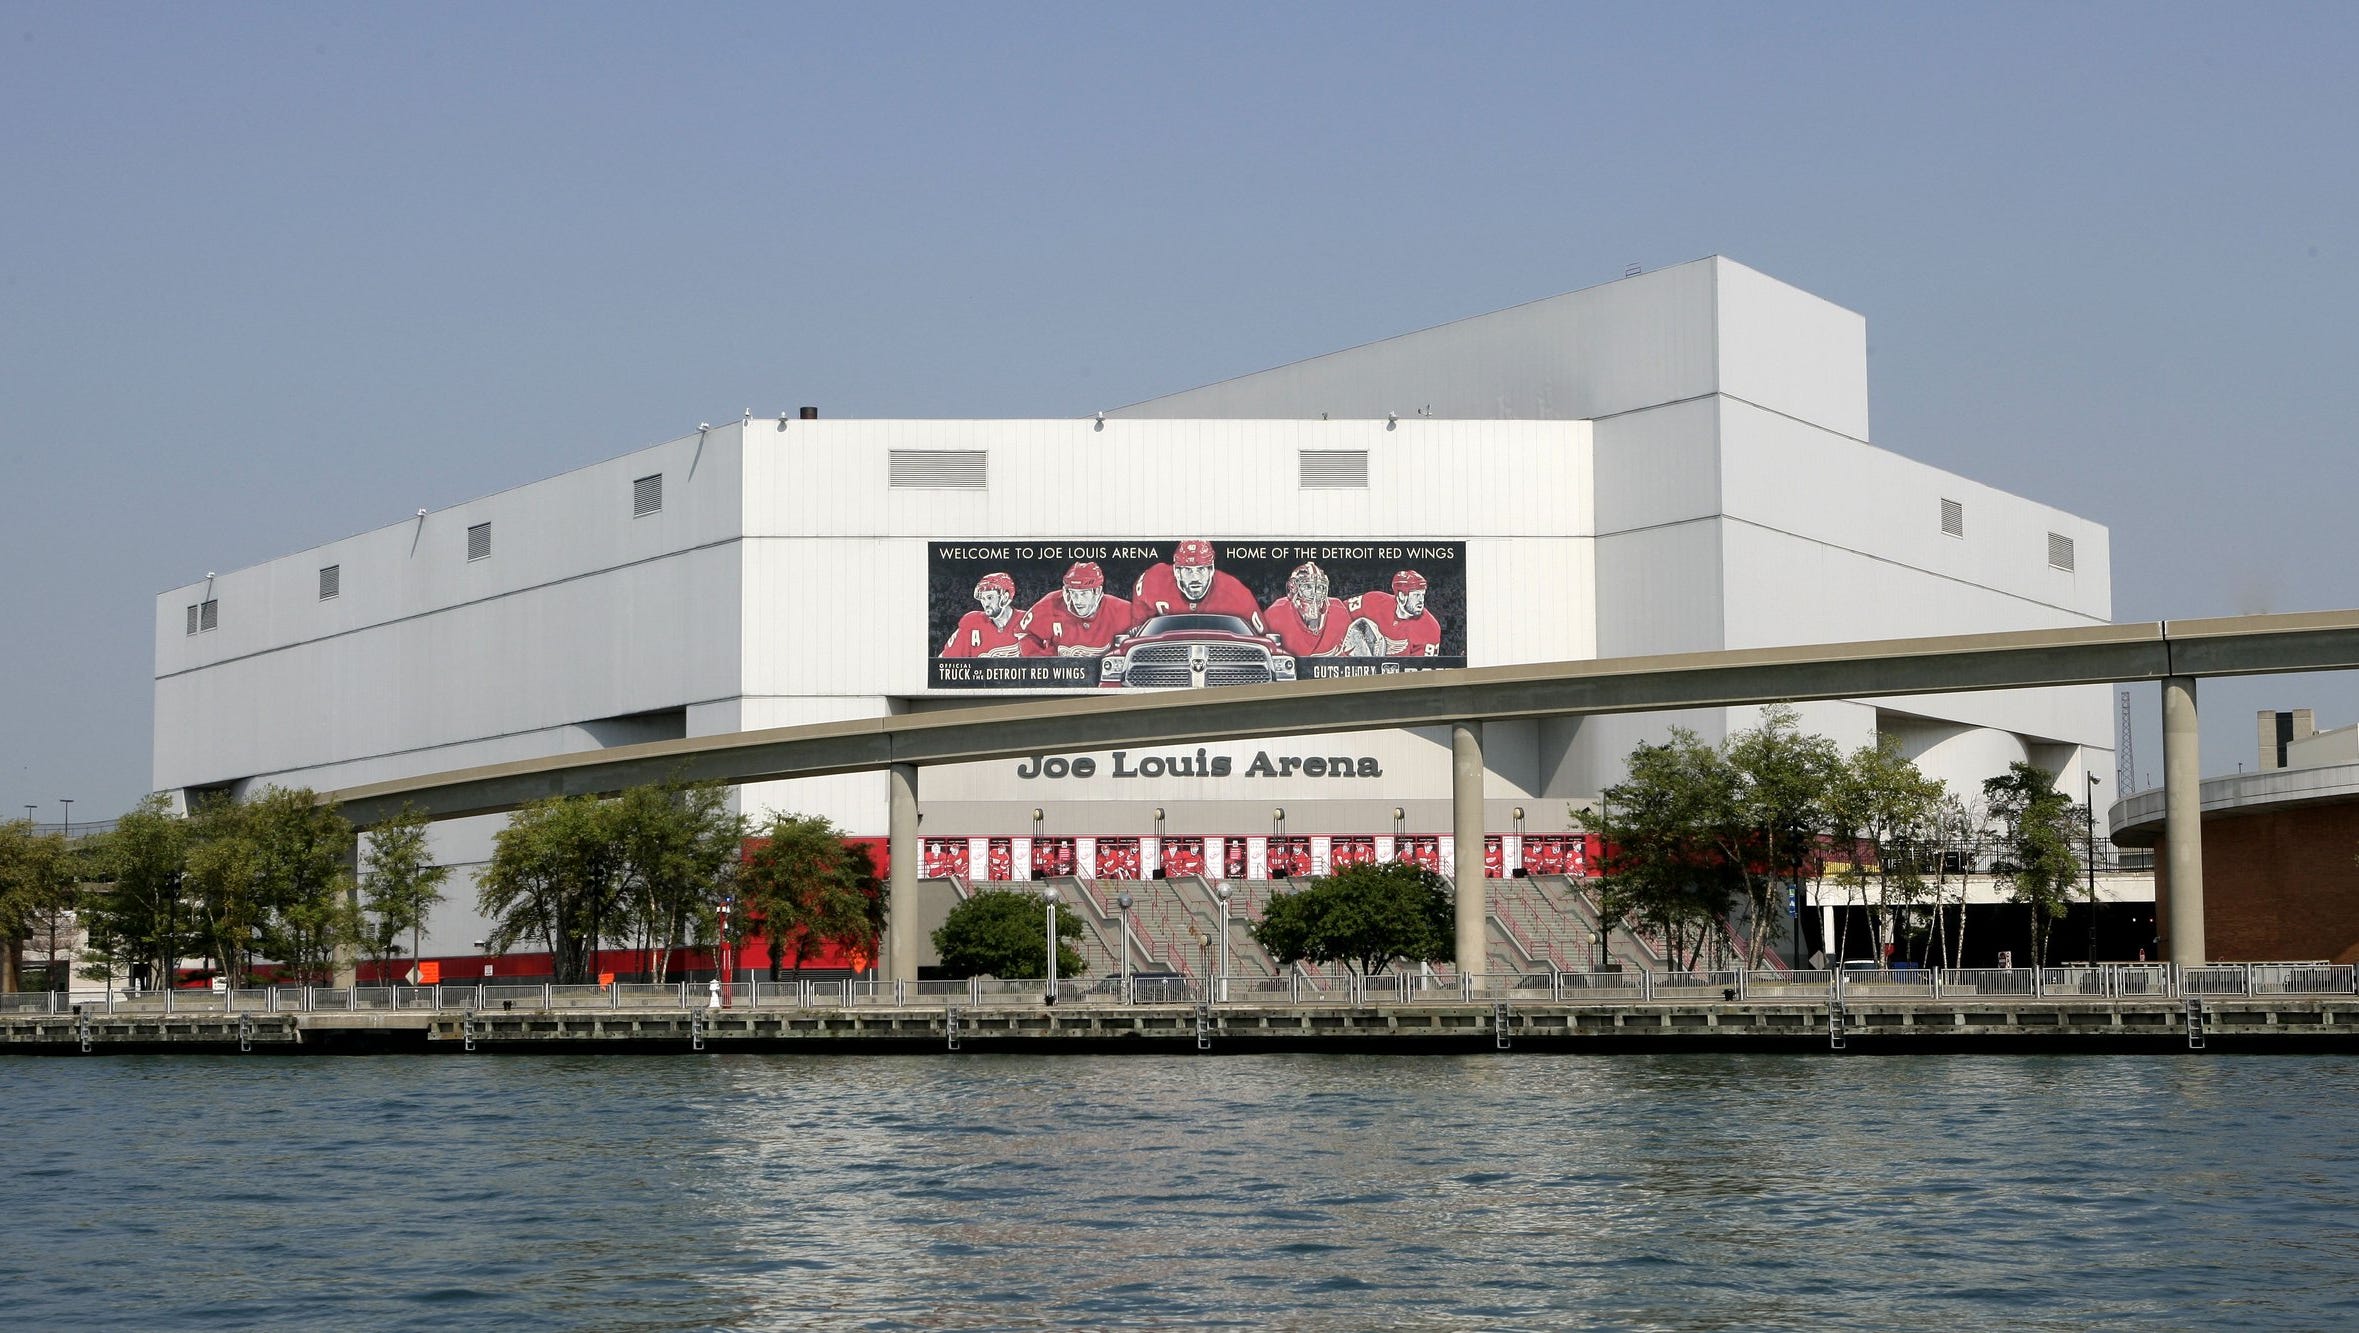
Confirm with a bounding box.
[927,539,1466,690]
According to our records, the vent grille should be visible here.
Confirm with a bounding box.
[199,599,218,632]
[1299,449,1370,489]
[318,564,340,600]
[185,604,200,636]
[633,473,662,516]
[467,522,492,562]
[1940,498,1964,538]
[888,449,988,489]
[2047,532,2076,571]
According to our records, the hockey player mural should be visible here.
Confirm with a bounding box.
[1132,539,1266,628]
[928,539,1465,689]
[940,572,1023,658]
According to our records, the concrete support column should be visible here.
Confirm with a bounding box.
[887,763,920,985]
[333,832,361,989]
[2162,675,2206,967]
[1451,722,1486,979]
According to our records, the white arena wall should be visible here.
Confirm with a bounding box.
[1111,255,2114,800]
[152,258,2118,954]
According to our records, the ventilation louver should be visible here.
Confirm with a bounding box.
[1299,450,1370,489]
[888,450,988,489]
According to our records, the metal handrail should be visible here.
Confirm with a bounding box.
[17,962,2356,1021]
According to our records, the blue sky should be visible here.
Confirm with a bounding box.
[4,3,2354,818]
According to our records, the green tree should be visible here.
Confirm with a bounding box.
[1983,761,2081,967]
[1827,737,1945,967]
[1925,791,1984,968]
[181,787,357,985]
[477,793,625,984]
[1580,730,1745,970]
[932,889,1085,979]
[738,812,883,978]
[1723,706,1843,965]
[1249,860,1454,977]
[359,804,451,982]
[611,782,745,982]
[182,796,264,983]
[249,788,360,983]
[0,820,76,993]
[80,794,194,990]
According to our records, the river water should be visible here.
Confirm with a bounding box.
[4,1052,2355,1330]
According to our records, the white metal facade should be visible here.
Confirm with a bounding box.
[153,258,2115,952]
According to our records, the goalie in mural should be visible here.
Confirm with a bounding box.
[1019,560,1137,657]
[940,571,1024,658]
[1263,561,1391,658]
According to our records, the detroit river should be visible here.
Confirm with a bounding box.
[5,1054,2356,1330]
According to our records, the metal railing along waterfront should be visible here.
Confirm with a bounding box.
[16,963,2357,1017]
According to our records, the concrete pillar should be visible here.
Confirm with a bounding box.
[2162,676,2206,967]
[1451,722,1486,978]
[887,762,920,984]
[332,832,361,989]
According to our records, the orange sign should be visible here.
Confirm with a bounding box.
[418,960,442,984]
[598,972,615,988]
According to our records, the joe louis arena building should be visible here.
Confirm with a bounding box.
[152,257,2120,979]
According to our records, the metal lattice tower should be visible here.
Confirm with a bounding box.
[2117,689,2136,792]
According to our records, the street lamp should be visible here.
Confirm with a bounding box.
[1214,883,1231,1002]
[717,898,734,1008]
[1116,891,1134,1001]
[2086,773,2103,965]
[1043,883,1060,1003]
[473,939,491,978]
[1595,794,1614,968]
[59,798,72,841]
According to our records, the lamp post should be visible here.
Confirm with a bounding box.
[1214,883,1231,1002]
[1116,891,1134,1002]
[2086,773,2102,965]
[1595,794,1614,969]
[1271,807,1286,877]
[1043,883,1060,1003]
[1152,807,1165,878]
[22,805,35,824]
[473,939,491,979]
[717,897,734,1008]
[59,798,72,841]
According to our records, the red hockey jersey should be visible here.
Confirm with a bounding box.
[1018,591,1136,656]
[1131,564,1266,629]
[1345,590,1443,657]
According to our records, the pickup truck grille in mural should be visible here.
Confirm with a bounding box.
[1113,633,1291,688]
